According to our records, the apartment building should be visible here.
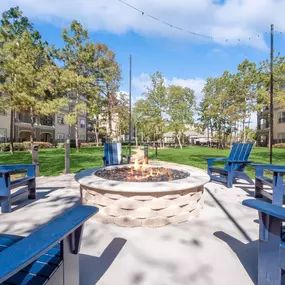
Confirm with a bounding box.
[257,103,285,146]
[0,104,88,143]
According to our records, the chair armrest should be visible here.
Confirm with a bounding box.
[0,205,98,283]
[227,160,252,164]
[243,199,285,221]
[205,158,227,161]
[0,169,11,174]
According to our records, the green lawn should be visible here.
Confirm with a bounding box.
[0,146,132,176]
[0,145,284,177]
[148,146,285,178]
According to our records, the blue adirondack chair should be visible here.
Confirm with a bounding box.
[206,143,254,188]
[253,164,285,205]
[243,199,285,285]
[102,143,131,166]
[0,164,39,213]
[0,205,98,285]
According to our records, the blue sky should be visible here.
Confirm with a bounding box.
[2,0,285,104]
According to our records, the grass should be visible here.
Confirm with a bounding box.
[0,146,132,176]
[148,146,285,178]
[0,145,284,178]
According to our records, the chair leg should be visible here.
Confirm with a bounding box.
[1,198,11,213]
[255,178,263,198]
[28,178,36,199]
[258,213,282,285]
[227,171,233,188]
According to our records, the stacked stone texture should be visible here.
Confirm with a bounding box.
[81,186,204,227]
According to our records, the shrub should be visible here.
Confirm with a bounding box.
[0,141,53,152]
[80,142,101,147]
[23,141,53,149]
[273,143,285,148]
[56,142,65,148]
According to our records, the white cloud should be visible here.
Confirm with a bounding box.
[2,0,285,49]
[132,73,206,102]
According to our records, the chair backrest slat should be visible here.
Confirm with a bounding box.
[225,143,253,171]
[104,143,122,166]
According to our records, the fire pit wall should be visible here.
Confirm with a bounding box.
[80,184,204,228]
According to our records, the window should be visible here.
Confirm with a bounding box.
[0,128,7,142]
[57,133,65,140]
[278,112,285,123]
[80,119,85,128]
[57,116,64,125]
[278,133,285,143]
[87,123,93,132]
[0,109,6,115]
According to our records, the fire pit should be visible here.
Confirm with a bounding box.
[95,162,189,182]
[75,162,210,227]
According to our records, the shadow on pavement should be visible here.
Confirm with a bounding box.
[80,237,126,285]
[214,231,258,284]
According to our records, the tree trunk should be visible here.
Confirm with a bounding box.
[75,92,79,152]
[135,125,138,148]
[9,109,14,154]
[95,132,99,146]
[30,108,34,145]
[177,134,182,149]
[107,109,112,140]
[242,117,246,143]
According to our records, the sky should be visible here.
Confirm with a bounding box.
[2,0,285,113]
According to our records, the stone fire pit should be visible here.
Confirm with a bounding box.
[75,164,210,227]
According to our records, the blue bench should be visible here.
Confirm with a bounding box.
[0,164,39,213]
[206,143,253,188]
[253,164,285,205]
[243,199,285,285]
[0,205,98,285]
[102,143,131,166]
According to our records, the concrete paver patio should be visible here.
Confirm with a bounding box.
[0,172,260,285]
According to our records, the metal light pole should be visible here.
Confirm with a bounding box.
[269,24,274,164]
[129,55,132,157]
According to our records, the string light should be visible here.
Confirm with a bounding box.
[116,0,279,44]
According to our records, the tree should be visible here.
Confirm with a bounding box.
[87,92,107,146]
[166,85,195,149]
[133,99,151,143]
[59,21,90,151]
[113,92,129,141]
[145,72,166,145]
[0,6,39,153]
[0,30,68,144]
[83,42,121,141]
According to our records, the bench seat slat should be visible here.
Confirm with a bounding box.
[22,262,58,278]
[11,177,34,189]
[4,271,48,285]
[256,176,273,187]
[208,167,228,175]
[36,255,61,266]
[0,205,98,283]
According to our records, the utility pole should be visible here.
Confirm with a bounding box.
[129,55,132,157]
[269,24,274,164]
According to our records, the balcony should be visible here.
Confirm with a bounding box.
[40,116,54,127]
[17,113,32,124]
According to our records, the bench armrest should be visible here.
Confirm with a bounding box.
[252,164,285,169]
[267,169,285,174]
[243,199,285,221]
[0,205,98,283]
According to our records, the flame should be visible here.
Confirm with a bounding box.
[127,159,172,181]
